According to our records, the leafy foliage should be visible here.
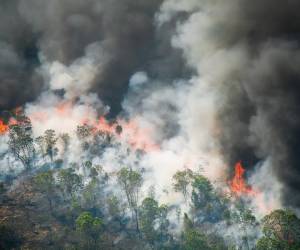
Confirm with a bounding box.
[8,115,35,169]
[2,116,300,250]
[117,167,143,232]
[256,209,300,250]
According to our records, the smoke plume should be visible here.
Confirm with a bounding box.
[1,0,300,213]
[158,0,300,208]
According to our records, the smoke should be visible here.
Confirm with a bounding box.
[0,0,190,114]
[1,0,300,215]
[156,0,300,209]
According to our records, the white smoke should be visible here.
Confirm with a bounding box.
[156,0,283,214]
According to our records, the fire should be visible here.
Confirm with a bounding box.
[118,119,159,152]
[0,119,9,135]
[90,117,159,152]
[94,116,115,134]
[0,117,19,135]
[230,162,256,196]
[55,101,73,116]
[4,101,159,152]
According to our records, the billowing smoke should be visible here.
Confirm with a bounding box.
[158,0,300,208]
[1,0,300,215]
[0,0,189,114]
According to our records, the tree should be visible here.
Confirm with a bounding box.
[76,124,93,139]
[231,200,257,250]
[182,229,211,250]
[140,197,159,244]
[33,171,56,213]
[181,213,220,250]
[256,209,300,250]
[117,167,143,232]
[44,129,58,162]
[107,195,122,219]
[172,169,194,200]
[191,174,229,223]
[157,204,170,243]
[139,197,171,248]
[60,133,70,152]
[8,116,35,169]
[82,177,103,211]
[76,124,93,151]
[58,168,83,200]
[35,136,45,159]
[76,212,103,249]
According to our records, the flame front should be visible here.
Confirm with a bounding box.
[230,161,256,196]
[92,116,159,152]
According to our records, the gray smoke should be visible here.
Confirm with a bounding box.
[158,0,300,208]
[2,0,300,210]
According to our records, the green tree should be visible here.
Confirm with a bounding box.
[140,197,159,244]
[35,136,45,159]
[139,197,171,248]
[82,178,102,210]
[173,169,194,200]
[8,116,35,169]
[117,167,143,232]
[191,174,228,223]
[76,212,103,249]
[231,200,257,250]
[107,195,122,219]
[256,209,300,250]
[44,129,58,162]
[183,229,211,250]
[157,204,170,243]
[58,168,83,200]
[33,170,56,213]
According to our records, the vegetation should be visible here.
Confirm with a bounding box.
[0,114,299,249]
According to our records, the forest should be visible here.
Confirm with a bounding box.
[1,112,300,250]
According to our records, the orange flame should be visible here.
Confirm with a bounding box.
[118,119,159,152]
[230,162,256,196]
[55,101,73,116]
[5,101,159,152]
[0,119,9,135]
[94,116,115,134]
[0,117,19,135]
[87,116,159,152]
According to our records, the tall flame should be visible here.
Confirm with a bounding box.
[230,161,256,196]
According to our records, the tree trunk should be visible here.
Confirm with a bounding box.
[134,208,140,233]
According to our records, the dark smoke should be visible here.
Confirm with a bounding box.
[0,0,43,110]
[209,0,300,207]
[0,0,189,114]
[2,0,300,209]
